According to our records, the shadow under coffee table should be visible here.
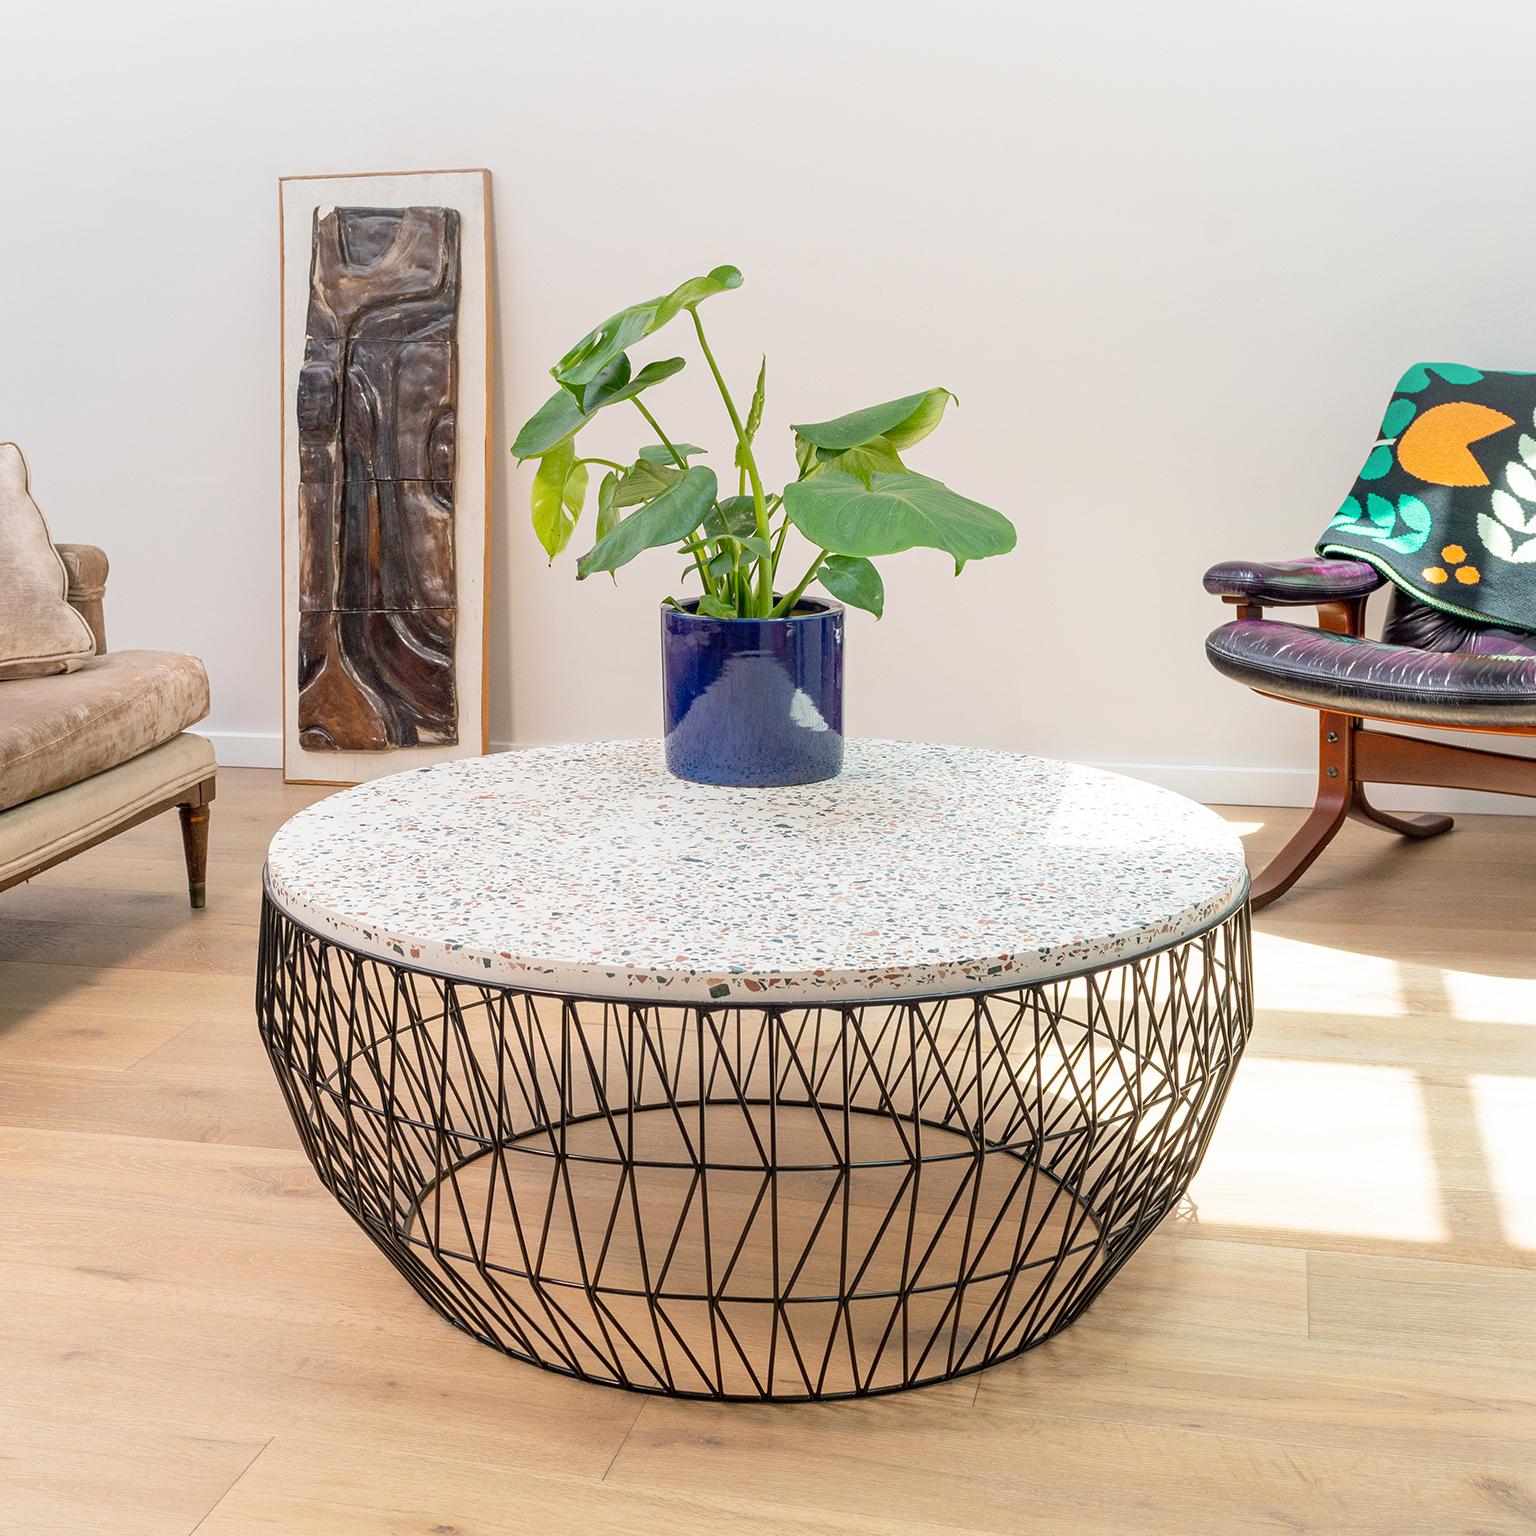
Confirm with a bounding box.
[257,740,1252,1401]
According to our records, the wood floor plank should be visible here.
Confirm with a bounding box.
[3,1275,646,1483]
[1307,1251,1536,1364]
[0,911,262,975]
[0,1061,296,1146]
[1070,1232,1309,1339]
[973,1314,1536,1470]
[608,1394,1536,1534]
[0,1408,266,1536]
[0,961,252,1069]
[192,1433,971,1536]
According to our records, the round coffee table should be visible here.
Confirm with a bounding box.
[258,740,1251,1400]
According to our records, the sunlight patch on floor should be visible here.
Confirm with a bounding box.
[1192,1058,1448,1242]
[1440,968,1536,1028]
[1251,932,1409,1019]
[1223,819,1266,837]
[1471,1075,1536,1250]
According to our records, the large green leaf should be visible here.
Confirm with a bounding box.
[703,495,759,538]
[576,353,631,411]
[555,266,742,387]
[803,434,908,487]
[817,554,883,618]
[530,441,589,561]
[792,388,955,452]
[594,355,685,408]
[511,356,686,459]
[720,533,773,562]
[511,387,588,460]
[595,472,619,542]
[655,267,743,323]
[613,458,682,509]
[783,472,1015,563]
[637,442,706,464]
[577,466,719,579]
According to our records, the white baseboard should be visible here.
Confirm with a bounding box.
[191,728,281,769]
[195,729,1535,815]
[1086,759,1536,817]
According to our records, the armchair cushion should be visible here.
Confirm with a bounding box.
[1382,585,1536,655]
[54,542,109,602]
[1206,618,1536,728]
[0,732,214,888]
[0,443,96,679]
[1203,555,1384,605]
[53,542,109,653]
[0,649,210,813]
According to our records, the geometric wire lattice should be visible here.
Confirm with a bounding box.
[257,892,1252,1401]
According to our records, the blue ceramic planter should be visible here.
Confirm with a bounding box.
[661,598,845,787]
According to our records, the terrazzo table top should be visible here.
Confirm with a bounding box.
[263,740,1250,1003]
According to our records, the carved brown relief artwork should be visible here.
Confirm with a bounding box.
[296,205,460,750]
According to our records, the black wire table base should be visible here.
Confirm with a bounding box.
[256,892,1252,1401]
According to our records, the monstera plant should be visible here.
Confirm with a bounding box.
[510,263,1016,788]
[511,264,1016,619]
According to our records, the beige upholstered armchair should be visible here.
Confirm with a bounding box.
[0,443,215,905]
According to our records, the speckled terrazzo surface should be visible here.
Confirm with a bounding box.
[263,740,1250,1002]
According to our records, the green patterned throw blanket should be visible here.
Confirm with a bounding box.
[1318,363,1536,632]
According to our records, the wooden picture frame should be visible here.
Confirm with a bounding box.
[279,168,492,785]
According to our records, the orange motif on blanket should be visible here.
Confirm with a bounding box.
[1396,401,1516,486]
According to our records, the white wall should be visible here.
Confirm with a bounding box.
[4,0,1534,806]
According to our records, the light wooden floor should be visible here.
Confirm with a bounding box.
[3,768,1535,1535]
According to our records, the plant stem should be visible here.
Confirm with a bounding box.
[768,495,793,587]
[770,513,790,575]
[690,307,772,615]
[630,398,689,471]
[577,456,626,472]
[631,397,715,598]
[769,552,826,617]
[729,545,744,613]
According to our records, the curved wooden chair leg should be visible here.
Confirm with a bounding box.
[1250,708,1354,911]
[1250,787,1349,910]
[1348,786,1454,840]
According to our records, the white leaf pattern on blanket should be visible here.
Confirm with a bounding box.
[1481,413,1536,563]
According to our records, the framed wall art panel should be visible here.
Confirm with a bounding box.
[279,168,492,784]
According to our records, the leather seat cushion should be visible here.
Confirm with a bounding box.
[1383,586,1536,657]
[1206,619,1536,727]
[0,650,210,812]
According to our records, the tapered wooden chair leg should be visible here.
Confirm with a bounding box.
[178,800,211,909]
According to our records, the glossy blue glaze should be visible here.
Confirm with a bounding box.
[661,598,845,786]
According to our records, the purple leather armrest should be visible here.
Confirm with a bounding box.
[1203,555,1385,606]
